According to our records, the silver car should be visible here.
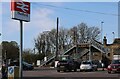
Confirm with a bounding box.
[80,61,97,71]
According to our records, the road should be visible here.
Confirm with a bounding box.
[22,67,120,79]
[0,67,119,79]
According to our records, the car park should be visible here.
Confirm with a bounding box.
[80,61,97,71]
[107,59,120,73]
[57,55,79,72]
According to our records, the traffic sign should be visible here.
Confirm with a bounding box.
[8,67,14,74]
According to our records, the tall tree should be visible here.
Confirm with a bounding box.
[34,22,101,59]
[58,27,68,54]
[2,41,19,60]
[77,23,100,43]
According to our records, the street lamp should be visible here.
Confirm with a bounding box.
[112,32,115,43]
[101,21,104,44]
[101,21,104,71]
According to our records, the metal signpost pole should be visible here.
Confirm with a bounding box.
[20,20,23,79]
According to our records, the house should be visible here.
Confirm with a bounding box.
[104,37,120,61]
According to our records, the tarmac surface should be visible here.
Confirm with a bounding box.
[0,67,119,79]
[22,67,120,79]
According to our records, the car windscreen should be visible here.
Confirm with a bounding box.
[112,60,120,64]
[23,61,31,66]
[59,56,70,61]
[82,61,91,64]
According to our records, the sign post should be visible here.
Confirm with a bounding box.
[11,0,30,79]
[20,20,23,78]
[8,66,19,79]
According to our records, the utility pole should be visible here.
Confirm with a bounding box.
[74,27,77,59]
[55,17,59,60]
[54,17,59,67]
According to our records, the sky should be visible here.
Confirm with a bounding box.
[1,0,119,49]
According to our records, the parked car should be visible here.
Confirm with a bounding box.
[107,60,120,73]
[0,66,1,72]
[22,61,34,70]
[10,60,34,70]
[57,55,79,72]
[80,61,97,71]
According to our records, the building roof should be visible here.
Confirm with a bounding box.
[114,48,120,55]
[113,38,120,44]
[105,38,120,46]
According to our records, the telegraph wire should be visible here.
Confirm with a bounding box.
[33,3,119,16]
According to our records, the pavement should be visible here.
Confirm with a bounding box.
[97,68,107,71]
[33,66,55,71]
[0,67,119,79]
[34,66,107,70]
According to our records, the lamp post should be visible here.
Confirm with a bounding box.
[101,21,104,71]
[112,32,115,43]
[101,21,104,44]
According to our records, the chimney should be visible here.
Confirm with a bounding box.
[103,36,107,46]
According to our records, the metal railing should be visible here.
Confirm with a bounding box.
[40,54,55,66]
[40,45,76,66]
[90,39,110,54]
[80,49,89,57]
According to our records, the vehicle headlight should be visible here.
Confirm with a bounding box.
[57,63,60,66]
[108,65,111,68]
[80,66,83,69]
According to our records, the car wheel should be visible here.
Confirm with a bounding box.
[91,69,94,72]
[68,69,71,72]
[74,69,77,72]
[63,70,66,72]
[108,71,111,74]
[57,70,60,72]
[80,70,82,72]
[95,68,98,71]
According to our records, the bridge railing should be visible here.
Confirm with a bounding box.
[40,45,76,66]
[80,49,89,57]
[40,39,110,66]
[90,39,110,54]
[40,53,55,66]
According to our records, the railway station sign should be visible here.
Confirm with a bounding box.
[11,0,30,22]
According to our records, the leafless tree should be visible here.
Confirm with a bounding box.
[34,22,100,58]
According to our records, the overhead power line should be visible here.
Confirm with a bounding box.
[33,3,119,16]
